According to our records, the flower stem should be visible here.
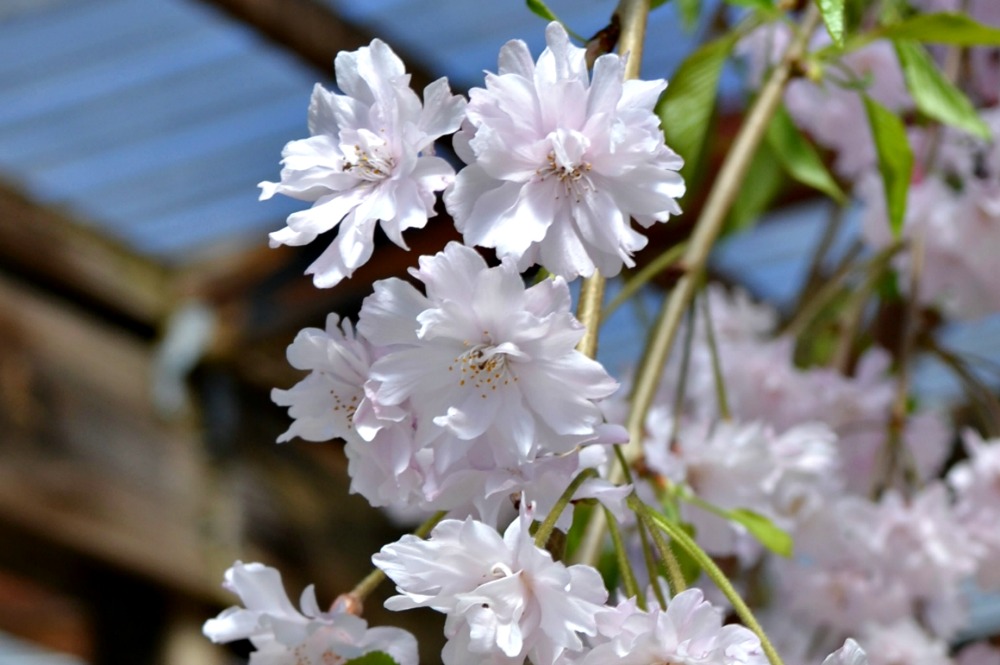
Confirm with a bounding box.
[602,242,687,321]
[576,5,823,568]
[605,506,645,609]
[535,468,598,548]
[618,4,822,470]
[350,510,447,603]
[699,290,731,421]
[929,342,1000,436]
[570,0,652,565]
[638,505,687,597]
[630,496,784,665]
[874,231,925,498]
[575,0,650,357]
[576,275,606,359]
[614,0,651,78]
[637,518,669,607]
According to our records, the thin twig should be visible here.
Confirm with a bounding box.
[575,4,823,567]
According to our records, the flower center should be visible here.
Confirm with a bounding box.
[537,151,594,202]
[331,389,361,430]
[343,143,395,181]
[536,128,595,202]
[449,337,520,398]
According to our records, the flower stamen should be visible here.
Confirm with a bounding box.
[536,151,594,203]
[343,144,396,181]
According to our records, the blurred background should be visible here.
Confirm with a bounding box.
[2,0,999,664]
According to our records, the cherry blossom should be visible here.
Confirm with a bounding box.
[357,241,621,463]
[857,619,952,665]
[739,25,911,178]
[262,38,466,288]
[778,484,979,639]
[373,509,608,665]
[956,641,1000,665]
[203,561,418,665]
[444,21,684,280]
[578,589,766,665]
[948,431,1000,590]
[822,639,870,665]
[860,110,1000,320]
[270,313,426,509]
[644,411,840,560]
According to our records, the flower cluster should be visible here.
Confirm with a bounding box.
[263,22,684,287]
[204,561,418,665]
[205,5,1000,665]
[273,241,626,526]
[859,109,1000,319]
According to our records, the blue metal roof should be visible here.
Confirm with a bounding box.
[0,0,740,264]
[0,0,315,262]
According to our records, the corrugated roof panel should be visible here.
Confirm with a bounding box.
[28,92,309,201]
[0,0,321,259]
[0,52,297,167]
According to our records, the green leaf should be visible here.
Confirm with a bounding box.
[894,40,990,139]
[345,652,399,665]
[679,0,702,30]
[657,33,738,183]
[726,136,784,233]
[726,0,775,8]
[726,509,794,557]
[524,0,586,41]
[766,104,847,203]
[816,0,846,47]
[880,12,1000,45]
[525,0,559,22]
[863,95,913,237]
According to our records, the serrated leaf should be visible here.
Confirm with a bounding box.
[894,40,990,139]
[766,104,847,203]
[863,95,913,238]
[525,0,559,22]
[345,652,399,665]
[817,0,846,46]
[726,509,794,557]
[881,12,1000,45]
[727,136,784,233]
[657,33,738,183]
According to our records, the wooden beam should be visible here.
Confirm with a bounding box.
[0,183,171,324]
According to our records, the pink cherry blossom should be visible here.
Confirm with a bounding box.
[822,639,870,665]
[948,431,1000,590]
[263,39,466,288]
[203,561,418,665]
[374,509,608,665]
[739,25,911,179]
[357,241,621,464]
[579,589,767,665]
[444,21,684,280]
